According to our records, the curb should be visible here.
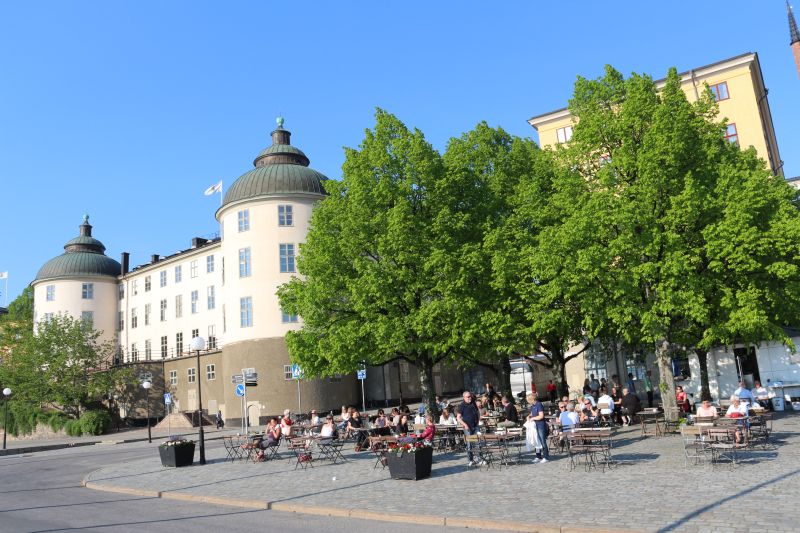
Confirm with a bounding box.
[83,481,622,532]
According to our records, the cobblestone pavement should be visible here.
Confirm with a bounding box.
[83,414,800,533]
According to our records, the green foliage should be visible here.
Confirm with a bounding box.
[6,287,34,323]
[79,409,111,435]
[64,419,83,437]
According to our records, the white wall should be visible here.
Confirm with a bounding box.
[33,277,118,346]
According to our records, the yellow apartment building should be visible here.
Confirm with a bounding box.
[529,52,784,178]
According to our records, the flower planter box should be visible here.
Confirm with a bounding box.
[159,442,195,467]
[386,446,432,480]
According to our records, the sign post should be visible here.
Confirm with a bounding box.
[291,364,303,413]
[232,371,258,433]
[357,368,367,412]
[164,393,172,436]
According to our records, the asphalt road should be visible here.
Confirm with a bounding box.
[0,440,471,533]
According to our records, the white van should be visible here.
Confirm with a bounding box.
[509,360,535,400]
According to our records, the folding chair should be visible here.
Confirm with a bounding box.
[703,427,740,468]
[222,436,243,462]
[368,436,389,469]
[288,437,314,470]
[479,434,509,470]
[680,425,708,466]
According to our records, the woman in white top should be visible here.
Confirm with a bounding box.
[438,408,457,426]
[309,410,320,426]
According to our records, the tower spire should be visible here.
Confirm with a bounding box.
[789,2,800,79]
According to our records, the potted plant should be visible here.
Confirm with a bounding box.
[158,437,195,467]
[385,441,433,480]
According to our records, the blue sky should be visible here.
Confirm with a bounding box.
[1,1,798,304]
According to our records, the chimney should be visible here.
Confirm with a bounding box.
[191,237,208,248]
[151,254,160,263]
[121,252,130,275]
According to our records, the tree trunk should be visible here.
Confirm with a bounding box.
[417,356,439,418]
[550,348,569,398]
[495,357,513,403]
[655,339,678,417]
[694,348,712,402]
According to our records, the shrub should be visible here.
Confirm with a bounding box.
[79,410,111,436]
[65,419,83,437]
[45,411,71,432]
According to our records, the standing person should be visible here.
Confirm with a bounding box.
[589,374,600,394]
[456,390,483,467]
[643,370,654,408]
[485,383,498,407]
[626,373,636,395]
[546,380,557,403]
[215,410,224,429]
[675,386,691,414]
[527,392,549,463]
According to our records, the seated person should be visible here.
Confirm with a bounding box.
[498,395,519,428]
[611,386,623,424]
[390,407,401,428]
[347,410,367,450]
[438,407,457,426]
[414,406,426,426]
[256,418,282,459]
[559,402,580,430]
[280,409,294,438]
[492,397,503,412]
[417,414,436,442]
[579,399,598,422]
[752,380,772,411]
[733,381,755,406]
[436,396,449,412]
[695,399,718,418]
[726,395,749,444]
[476,399,488,417]
[620,387,641,426]
[337,406,351,430]
[394,414,410,436]
[597,389,615,421]
[319,415,338,443]
[309,410,320,426]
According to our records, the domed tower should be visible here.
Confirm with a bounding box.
[216,118,356,412]
[32,216,121,347]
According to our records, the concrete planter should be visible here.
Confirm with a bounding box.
[386,446,432,480]
[158,442,195,467]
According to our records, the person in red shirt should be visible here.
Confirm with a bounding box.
[546,380,557,403]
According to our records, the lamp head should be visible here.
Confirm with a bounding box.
[2,388,10,397]
[142,381,152,390]
[190,336,206,352]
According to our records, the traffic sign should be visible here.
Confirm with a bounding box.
[291,364,303,380]
[231,375,244,384]
[164,393,172,405]
[357,369,367,380]
[235,384,245,397]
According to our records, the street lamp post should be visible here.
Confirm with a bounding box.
[190,336,206,465]
[2,388,11,450]
[142,381,152,443]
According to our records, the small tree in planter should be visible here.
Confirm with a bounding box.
[386,441,433,480]
[158,438,195,467]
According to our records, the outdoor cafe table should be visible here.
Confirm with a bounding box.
[565,428,614,471]
[637,410,664,437]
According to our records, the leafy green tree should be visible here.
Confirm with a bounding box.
[552,65,800,410]
[279,111,526,415]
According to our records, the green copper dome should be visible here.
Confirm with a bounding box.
[219,120,327,214]
[34,216,121,282]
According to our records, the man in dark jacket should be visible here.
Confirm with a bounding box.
[620,387,641,426]
[456,390,482,466]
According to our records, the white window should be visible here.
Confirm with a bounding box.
[207,255,215,273]
[238,209,250,232]
[42,312,54,322]
[240,296,253,327]
[46,285,55,301]
[82,283,94,300]
[556,125,573,144]
[584,342,609,381]
[190,260,198,278]
[145,339,152,361]
[169,369,177,385]
[131,342,138,362]
[175,265,182,283]
[279,244,295,273]
[144,276,151,292]
[281,310,299,323]
[191,290,198,314]
[191,328,199,339]
[161,336,168,358]
[160,299,167,321]
[284,365,293,380]
[206,364,216,381]
[175,294,183,318]
[144,303,151,326]
[207,285,215,310]
[131,308,138,329]
[239,248,251,277]
[81,311,93,327]
[160,270,167,287]
[176,332,183,355]
[208,325,217,349]
[278,204,293,226]
[118,311,124,331]
[188,367,196,383]
[132,280,138,296]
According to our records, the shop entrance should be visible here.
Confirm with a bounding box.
[733,346,760,388]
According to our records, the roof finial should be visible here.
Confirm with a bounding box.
[83,214,90,224]
[789,1,800,44]
[276,116,284,129]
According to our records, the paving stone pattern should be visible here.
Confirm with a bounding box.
[85,415,800,533]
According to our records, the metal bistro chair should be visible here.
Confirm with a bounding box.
[748,413,772,450]
[702,426,740,468]
[680,425,709,467]
[479,434,510,469]
[367,436,392,469]
[288,437,314,470]
[222,436,244,462]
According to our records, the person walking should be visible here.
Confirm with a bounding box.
[215,410,224,429]
[527,392,550,464]
[456,390,483,467]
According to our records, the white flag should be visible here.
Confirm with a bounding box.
[204,181,222,196]
[0,271,7,279]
